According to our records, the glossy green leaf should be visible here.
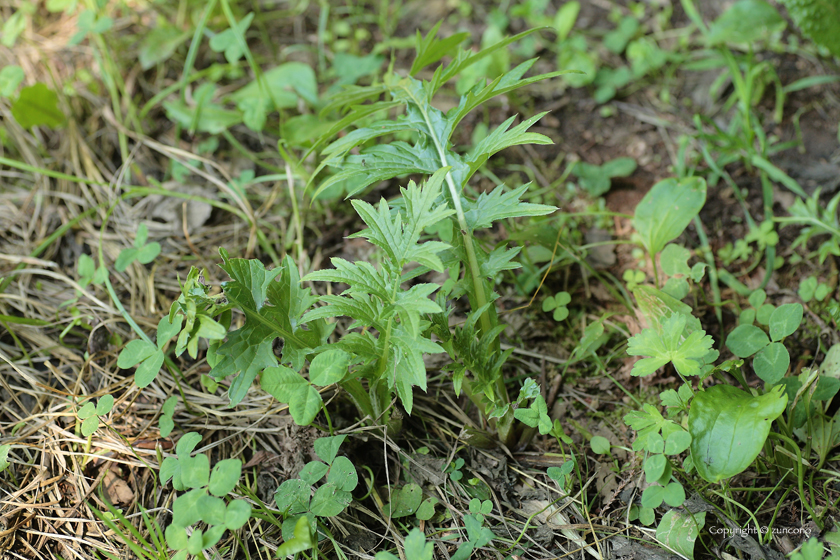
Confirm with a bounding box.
[633,177,706,258]
[689,385,787,482]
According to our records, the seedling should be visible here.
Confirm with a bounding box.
[160,433,250,559]
[542,291,571,321]
[115,224,161,272]
[571,157,637,197]
[77,394,114,437]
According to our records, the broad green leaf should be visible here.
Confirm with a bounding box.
[384,484,423,517]
[224,499,251,530]
[415,497,437,520]
[157,314,183,348]
[328,456,358,491]
[117,339,156,368]
[725,324,770,358]
[95,394,114,416]
[11,83,64,129]
[314,435,347,465]
[229,62,318,111]
[309,483,351,517]
[162,99,242,134]
[660,244,691,277]
[644,454,667,483]
[707,0,784,46]
[656,510,705,560]
[261,366,322,425]
[274,479,310,515]
[309,349,351,386]
[753,342,789,384]
[77,402,97,419]
[553,2,580,41]
[590,436,611,454]
[172,487,205,527]
[633,177,706,258]
[756,303,776,326]
[663,481,686,507]
[689,384,787,482]
[664,429,691,455]
[276,515,314,557]
[81,416,99,436]
[0,65,24,97]
[749,289,767,309]
[299,461,328,485]
[134,350,165,388]
[627,314,713,377]
[165,524,188,550]
[176,433,202,457]
[203,525,226,550]
[196,494,226,526]
[139,24,190,69]
[641,485,664,508]
[209,458,241,497]
[180,453,210,489]
[769,303,802,342]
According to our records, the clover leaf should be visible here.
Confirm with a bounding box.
[542,291,571,321]
[115,224,161,272]
[77,394,114,436]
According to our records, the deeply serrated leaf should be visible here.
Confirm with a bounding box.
[462,184,555,231]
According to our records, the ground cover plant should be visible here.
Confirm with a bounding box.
[2,0,840,559]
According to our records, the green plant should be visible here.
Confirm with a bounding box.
[778,0,840,57]
[77,395,115,437]
[145,24,574,448]
[542,291,571,320]
[114,224,161,272]
[0,444,10,472]
[273,435,357,555]
[160,432,250,559]
[571,157,637,197]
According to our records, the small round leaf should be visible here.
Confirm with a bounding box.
[769,303,803,342]
[753,342,789,384]
[209,458,241,497]
[725,324,770,358]
[224,499,252,530]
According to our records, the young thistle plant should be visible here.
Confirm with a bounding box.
[141,24,570,447]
